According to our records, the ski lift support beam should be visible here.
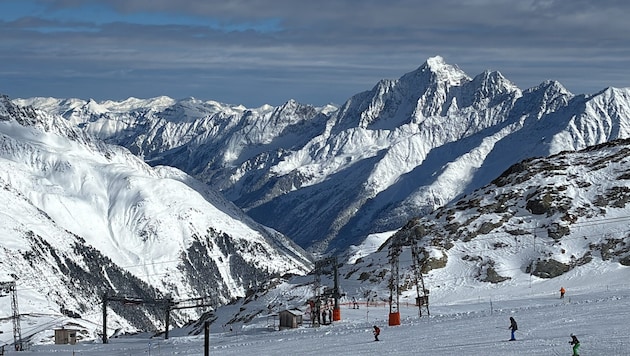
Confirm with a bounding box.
[102,293,215,343]
[0,281,22,351]
[388,239,401,316]
[411,241,430,317]
[313,257,342,317]
[102,294,173,344]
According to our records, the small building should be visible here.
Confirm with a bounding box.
[54,328,78,345]
[278,309,303,330]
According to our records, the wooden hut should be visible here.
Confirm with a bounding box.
[278,309,303,329]
[54,328,78,345]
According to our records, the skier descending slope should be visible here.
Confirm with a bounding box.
[508,317,518,341]
[569,334,580,356]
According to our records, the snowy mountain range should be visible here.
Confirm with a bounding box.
[3,55,630,343]
[16,56,630,256]
[0,94,313,338]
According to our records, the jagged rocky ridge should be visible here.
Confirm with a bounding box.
[15,57,630,256]
[0,94,313,336]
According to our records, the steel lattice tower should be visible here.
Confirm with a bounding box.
[411,242,430,317]
[1,281,22,351]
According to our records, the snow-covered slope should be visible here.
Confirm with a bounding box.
[16,57,630,256]
[0,94,313,338]
[7,272,630,354]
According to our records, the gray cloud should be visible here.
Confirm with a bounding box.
[2,0,630,106]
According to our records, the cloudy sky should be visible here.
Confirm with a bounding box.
[1,0,629,107]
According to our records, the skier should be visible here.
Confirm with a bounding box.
[373,325,380,341]
[569,334,580,356]
[508,316,518,341]
[560,286,566,299]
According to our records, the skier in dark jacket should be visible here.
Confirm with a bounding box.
[508,317,518,341]
[570,334,580,356]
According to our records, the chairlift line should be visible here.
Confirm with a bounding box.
[101,293,216,344]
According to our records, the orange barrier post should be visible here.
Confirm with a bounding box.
[388,312,400,326]
[333,307,341,321]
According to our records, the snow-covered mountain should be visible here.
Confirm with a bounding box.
[15,56,630,257]
[203,137,630,337]
[0,94,313,339]
[354,138,630,288]
[3,103,629,347]
[4,56,630,348]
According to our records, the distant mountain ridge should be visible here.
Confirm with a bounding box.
[14,56,630,256]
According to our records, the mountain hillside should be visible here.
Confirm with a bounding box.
[15,57,630,256]
[207,138,630,333]
[356,137,630,291]
[0,94,313,338]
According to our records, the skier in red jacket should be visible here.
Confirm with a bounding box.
[373,325,380,341]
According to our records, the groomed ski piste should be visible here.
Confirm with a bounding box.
[2,262,629,355]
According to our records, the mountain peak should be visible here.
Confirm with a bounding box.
[414,55,470,86]
[85,98,108,115]
[533,80,571,94]
[0,93,39,124]
[424,55,447,69]
[470,70,519,95]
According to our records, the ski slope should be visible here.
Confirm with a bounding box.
[4,269,629,355]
